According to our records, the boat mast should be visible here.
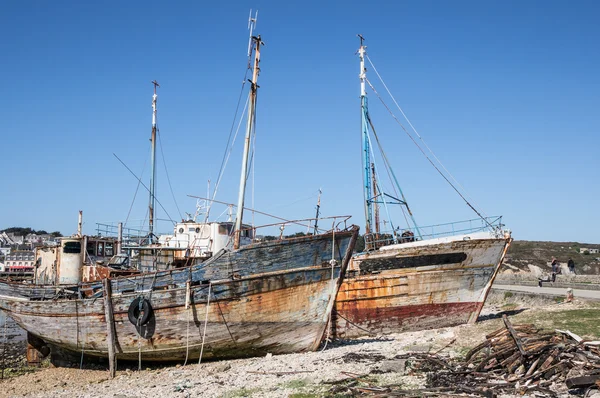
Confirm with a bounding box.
[358,35,373,237]
[234,29,262,250]
[149,80,159,242]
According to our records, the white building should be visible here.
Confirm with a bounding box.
[580,248,600,254]
[3,251,35,271]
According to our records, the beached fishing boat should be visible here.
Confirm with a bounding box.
[332,37,511,339]
[0,22,359,365]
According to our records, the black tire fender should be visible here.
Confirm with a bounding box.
[128,297,153,326]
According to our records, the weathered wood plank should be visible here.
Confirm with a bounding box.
[103,278,117,378]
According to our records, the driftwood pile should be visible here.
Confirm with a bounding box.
[331,315,600,397]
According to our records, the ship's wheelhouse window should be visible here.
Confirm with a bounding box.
[97,242,104,257]
[219,224,233,235]
[63,241,82,254]
[105,243,114,257]
[86,241,96,256]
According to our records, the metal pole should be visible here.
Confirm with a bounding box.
[117,223,123,254]
[313,189,322,235]
[77,210,83,237]
[372,163,380,237]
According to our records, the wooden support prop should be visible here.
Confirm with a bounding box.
[103,278,117,378]
[503,315,527,357]
[26,344,41,367]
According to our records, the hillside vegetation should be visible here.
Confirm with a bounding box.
[505,240,600,275]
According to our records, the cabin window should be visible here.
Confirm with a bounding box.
[97,242,104,257]
[63,241,82,254]
[218,225,229,235]
[105,243,114,257]
[86,241,96,256]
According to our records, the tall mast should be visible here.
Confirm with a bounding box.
[358,35,373,236]
[234,24,262,250]
[148,80,159,242]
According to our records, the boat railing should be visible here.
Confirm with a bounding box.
[100,215,354,274]
[364,216,504,250]
[241,215,354,241]
[95,222,167,245]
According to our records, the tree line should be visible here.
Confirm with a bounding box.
[1,227,62,237]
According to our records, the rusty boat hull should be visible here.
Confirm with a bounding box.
[334,232,511,338]
[0,227,358,362]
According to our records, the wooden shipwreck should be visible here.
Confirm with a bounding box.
[332,37,512,339]
[0,226,358,362]
[0,24,361,366]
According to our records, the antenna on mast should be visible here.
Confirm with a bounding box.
[247,9,258,57]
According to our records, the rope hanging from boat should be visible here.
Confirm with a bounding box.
[365,55,494,229]
[183,279,191,366]
[364,78,494,230]
[198,282,212,364]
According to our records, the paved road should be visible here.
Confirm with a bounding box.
[494,284,600,300]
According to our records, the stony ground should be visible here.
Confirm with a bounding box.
[1,292,599,398]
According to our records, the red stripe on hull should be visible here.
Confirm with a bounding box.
[334,301,479,338]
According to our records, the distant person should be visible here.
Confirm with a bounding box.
[551,257,559,282]
[568,258,576,274]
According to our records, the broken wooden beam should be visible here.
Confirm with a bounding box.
[503,314,527,357]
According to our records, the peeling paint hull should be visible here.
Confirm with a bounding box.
[0,228,359,362]
[334,235,511,338]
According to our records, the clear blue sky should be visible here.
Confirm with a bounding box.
[1,1,598,243]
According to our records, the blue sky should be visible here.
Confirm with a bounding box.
[1,1,598,243]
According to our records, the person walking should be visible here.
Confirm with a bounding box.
[568,258,576,274]
[551,257,559,282]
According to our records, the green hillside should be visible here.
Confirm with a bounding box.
[505,240,600,275]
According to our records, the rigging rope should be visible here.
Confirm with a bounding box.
[365,55,491,224]
[207,50,254,220]
[114,153,175,226]
[365,78,494,230]
[157,126,183,221]
[124,148,149,228]
[366,114,420,238]
[205,95,250,223]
